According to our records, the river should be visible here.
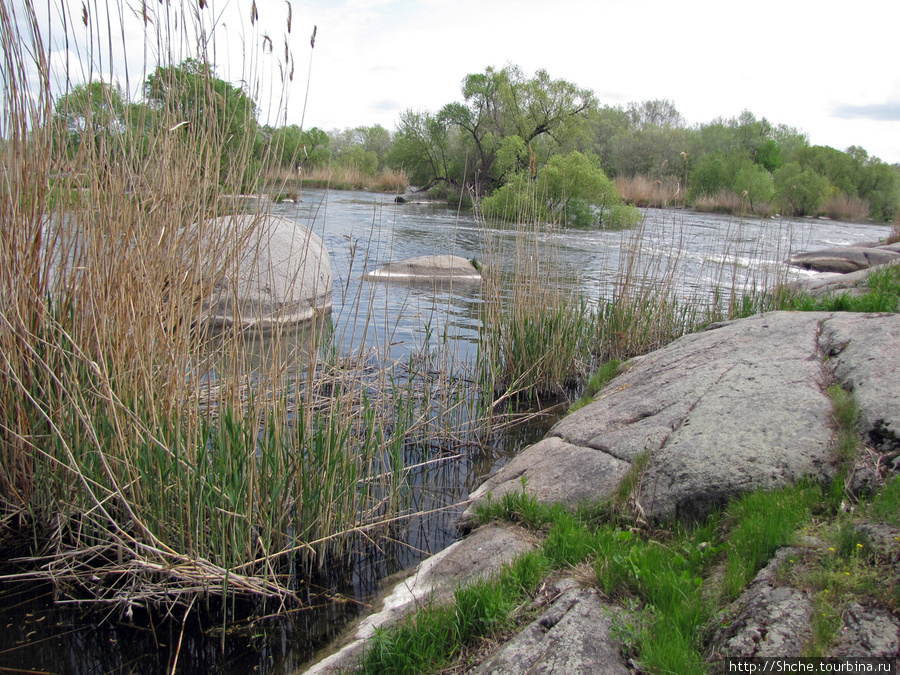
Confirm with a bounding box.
[0,190,890,674]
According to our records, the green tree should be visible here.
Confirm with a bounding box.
[626,99,684,129]
[261,125,330,170]
[793,145,861,197]
[482,151,637,228]
[339,145,378,174]
[732,161,775,212]
[52,80,131,160]
[586,104,632,174]
[857,160,900,221]
[144,58,257,184]
[688,153,730,199]
[329,125,391,174]
[610,124,690,179]
[775,162,830,216]
[297,127,330,168]
[440,65,595,194]
[388,109,455,186]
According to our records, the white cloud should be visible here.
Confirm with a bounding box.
[20,0,900,162]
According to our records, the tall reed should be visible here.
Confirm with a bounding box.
[615,175,684,209]
[476,182,594,401]
[286,164,410,193]
[0,0,485,620]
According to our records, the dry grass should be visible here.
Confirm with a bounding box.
[0,0,481,621]
[616,175,684,209]
[268,165,409,193]
[888,213,900,244]
[820,194,871,222]
[690,190,774,217]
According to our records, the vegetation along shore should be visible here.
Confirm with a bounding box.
[1,0,899,671]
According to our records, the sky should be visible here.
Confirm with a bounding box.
[27,0,900,163]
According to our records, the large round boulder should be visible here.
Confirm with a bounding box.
[201,215,332,328]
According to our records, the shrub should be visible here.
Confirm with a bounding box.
[775,162,830,216]
[481,151,640,229]
[732,162,775,213]
[688,153,730,200]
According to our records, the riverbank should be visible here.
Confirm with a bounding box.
[305,258,900,673]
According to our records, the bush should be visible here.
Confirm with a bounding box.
[775,162,830,216]
[732,162,774,212]
[688,153,730,200]
[481,151,640,228]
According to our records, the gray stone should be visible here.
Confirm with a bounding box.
[469,579,630,675]
[833,602,900,658]
[394,191,438,204]
[712,548,813,658]
[783,268,872,298]
[201,215,332,327]
[854,521,900,566]
[464,312,838,524]
[363,254,482,284]
[460,437,630,532]
[819,313,900,454]
[463,311,900,524]
[789,247,900,273]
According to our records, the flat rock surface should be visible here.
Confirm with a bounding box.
[819,313,900,453]
[789,246,900,273]
[832,602,900,658]
[362,254,482,283]
[468,578,630,675]
[462,311,900,524]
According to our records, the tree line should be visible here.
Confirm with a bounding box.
[51,60,900,224]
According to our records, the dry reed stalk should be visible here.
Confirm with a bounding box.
[0,0,475,619]
[616,175,683,208]
[273,164,409,193]
[820,194,871,222]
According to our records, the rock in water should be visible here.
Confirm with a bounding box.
[202,215,332,328]
[362,254,481,284]
[789,246,900,273]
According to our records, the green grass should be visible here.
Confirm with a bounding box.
[361,466,900,674]
[356,550,548,674]
[782,262,900,314]
[569,359,621,412]
[722,484,822,600]
[826,383,862,472]
[869,475,900,526]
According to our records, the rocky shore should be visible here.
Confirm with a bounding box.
[304,242,900,673]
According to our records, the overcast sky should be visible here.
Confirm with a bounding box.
[34,0,900,163]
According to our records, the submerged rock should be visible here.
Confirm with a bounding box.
[201,215,332,327]
[362,254,482,284]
